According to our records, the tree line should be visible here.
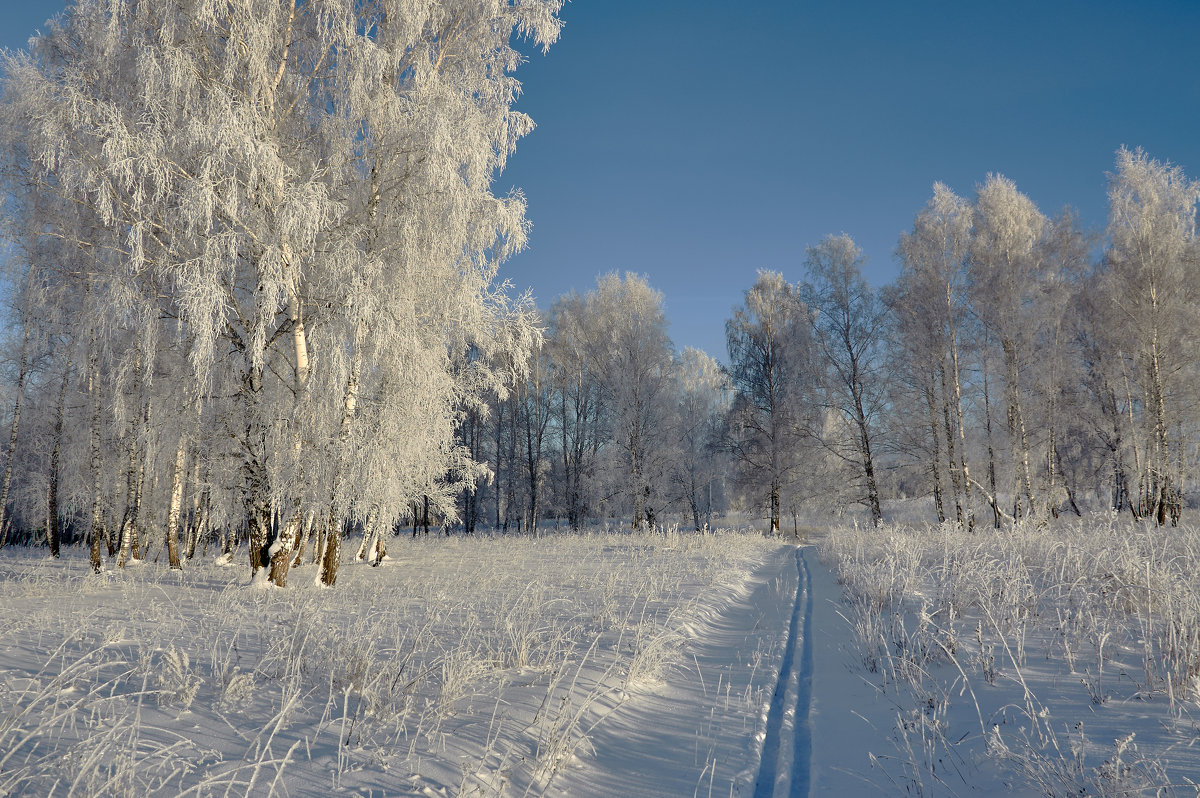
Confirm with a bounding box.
[722,150,1200,533]
[466,149,1200,538]
[1,3,1198,591]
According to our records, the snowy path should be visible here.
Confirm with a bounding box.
[551,545,823,798]
[753,547,813,798]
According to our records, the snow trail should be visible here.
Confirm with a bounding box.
[547,544,801,797]
[754,546,813,798]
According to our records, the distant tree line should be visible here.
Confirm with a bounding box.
[458,273,731,536]
[722,149,1200,531]
[470,148,1200,535]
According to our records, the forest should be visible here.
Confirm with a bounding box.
[0,0,1197,592]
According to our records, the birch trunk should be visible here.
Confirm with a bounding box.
[117,364,147,567]
[356,512,377,561]
[131,401,148,560]
[851,377,882,525]
[924,378,946,523]
[946,303,972,528]
[319,336,361,586]
[0,324,29,549]
[46,355,71,558]
[1120,361,1144,518]
[939,363,965,526]
[116,419,141,567]
[1148,316,1172,526]
[1002,339,1035,519]
[982,355,1001,528]
[184,456,202,559]
[524,410,541,535]
[292,511,314,567]
[372,526,386,564]
[269,282,311,587]
[320,516,341,584]
[87,335,105,573]
[190,465,212,560]
[165,433,186,570]
[356,514,386,565]
[242,357,273,576]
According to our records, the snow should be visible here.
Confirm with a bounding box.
[0,530,794,796]
[751,548,811,798]
[550,541,801,797]
[1,522,1194,796]
[817,518,1200,796]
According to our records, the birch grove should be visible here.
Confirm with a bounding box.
[0,0,561,583]
[880,153,1199,528]
[1101,148,1200,524]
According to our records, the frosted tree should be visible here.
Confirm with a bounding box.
[725,271,813,533]
[1030,210,1091,517]
[894,184,975,525]
[969,174,1047,521]
[514,341,554,532]
[0,239,41,550]
[1068,257,1145,514]
[1,0,560,582]
[585,274,677,529]
[455,384,489,535]
[801,234,886,525]
[880,274,947,519]
[1102,147,1200,524]
[546,291,609,529]
[672,347,729,531]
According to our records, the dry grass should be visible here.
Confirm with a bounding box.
[820,515,1200,796]
[0,527,778,797]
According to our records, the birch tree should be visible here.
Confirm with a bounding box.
[801,234,886,525]
[0,255,37,549]
[1031,210,1091,516]
[585,274,676,529]
[969,174,1047,520]
[725,271,812,533]
[895,184,976,526]
[547,291,609,529]
[514,343,553,532]
[673,347,729,531]
[1103,147,1200,524]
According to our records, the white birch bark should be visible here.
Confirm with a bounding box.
[165,433,186,570]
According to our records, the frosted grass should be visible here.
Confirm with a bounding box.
[820,516,1200,796]
[0,528,779,796]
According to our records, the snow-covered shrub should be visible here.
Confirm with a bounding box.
[148,645,202,710]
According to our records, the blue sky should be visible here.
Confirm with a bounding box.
[6,1,1200,360]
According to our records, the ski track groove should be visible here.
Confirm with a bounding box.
[753,546,814,798]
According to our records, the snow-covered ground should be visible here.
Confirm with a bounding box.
[819,517,1200,796]
[0,529,809,797]
[2,519,1195,796]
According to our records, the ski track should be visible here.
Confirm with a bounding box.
[754,546,814,798]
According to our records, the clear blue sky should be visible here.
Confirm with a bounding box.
[6,1,1200,360]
